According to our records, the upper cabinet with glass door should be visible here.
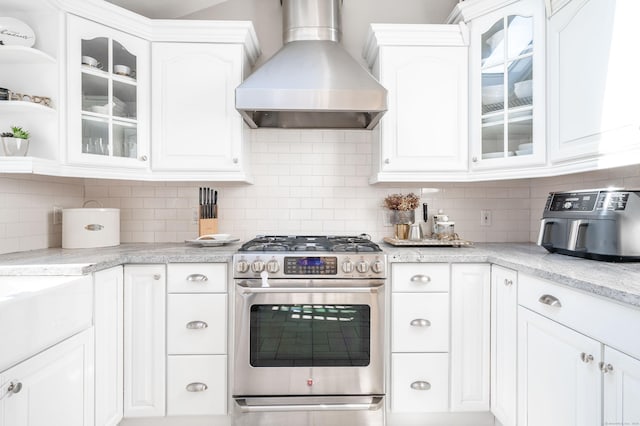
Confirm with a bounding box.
[461,0,545,171]
[66,14,149,171]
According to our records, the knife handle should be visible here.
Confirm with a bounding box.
[423,203,428,222]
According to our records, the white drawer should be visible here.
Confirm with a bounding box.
[391,353,449,413]
[167,263,227,293]
[392,263,450,293]
[519,274,640,360]
[167,355,226,416]
[392,293,449,352]
[167,294,226,355]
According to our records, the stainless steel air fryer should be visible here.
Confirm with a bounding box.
[537,189,640,261]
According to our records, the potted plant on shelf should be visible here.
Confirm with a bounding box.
[1,126,30,156]
[384,192,420,239]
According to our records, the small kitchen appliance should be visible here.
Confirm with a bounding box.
[538,189,640,261]
[232,235,386,426]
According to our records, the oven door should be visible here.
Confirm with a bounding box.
[233,279,385,397]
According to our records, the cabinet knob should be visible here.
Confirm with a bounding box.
[139,155,148,162]
[410,274,431,284]
[153,274,161,280]
[7,381,22,394]
[410,318,431,327]
[233,158,239,164]
[384,158,390,164]
[580,352,594,364]
[186,320,209,330]
[186,273,208,282]
[504,278,513,286]
[410,381,431,391]
[599,362,614,374]
[472,156,478,163]
[538,294,562,307]
[185,382,208,392]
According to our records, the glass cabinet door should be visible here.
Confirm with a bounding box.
[80,37,138,159]
[479,14,534,161]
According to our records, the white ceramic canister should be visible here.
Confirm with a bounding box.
[62,208,120,248]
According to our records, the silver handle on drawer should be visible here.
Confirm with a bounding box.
[538,294,562,307]
[410,275,431,284]
[7,382,22,394]
[84,224,104,231]
[186,382,208,392]
[186,274,208,282]
[410,381,431,391]
[235,396,383,413]
[410,319,431,327]
[504,278,513,287]
[186,321,208,329]
[153,274,161,280]
[599,362,614,374]
[580,353,594,364]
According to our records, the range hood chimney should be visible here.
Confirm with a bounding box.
[235,0,387,130]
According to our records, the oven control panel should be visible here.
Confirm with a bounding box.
[284,257,338,275]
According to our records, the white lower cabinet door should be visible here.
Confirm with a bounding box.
[167,355,227,416]
[167,294,227,355]
[391,353,449,413]
[94,266,124,426]
[517,307,601,426]
[392,292,449,353]
[603,346,640,425]
[1,328,94,426]
[124,265,166,418]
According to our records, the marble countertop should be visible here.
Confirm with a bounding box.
[0,242,639,308]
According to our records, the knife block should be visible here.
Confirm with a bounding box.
[198,218,218,236]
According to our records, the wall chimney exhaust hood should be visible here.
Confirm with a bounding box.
[235,0,388,130]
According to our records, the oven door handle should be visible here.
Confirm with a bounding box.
[238,286,382,294]
[234,396,384,413]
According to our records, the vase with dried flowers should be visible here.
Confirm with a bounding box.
[384,192,420,239]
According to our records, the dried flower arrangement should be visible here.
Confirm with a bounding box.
[383,193,420,211]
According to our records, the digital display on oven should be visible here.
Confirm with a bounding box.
[284,257,338,275]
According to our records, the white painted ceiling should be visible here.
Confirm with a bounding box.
[105,0,228,18]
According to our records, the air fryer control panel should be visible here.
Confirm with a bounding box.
[546,191,631,212]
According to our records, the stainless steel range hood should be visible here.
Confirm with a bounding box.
[235,0,387,130]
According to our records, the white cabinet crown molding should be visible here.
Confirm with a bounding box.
[446,0,524,24]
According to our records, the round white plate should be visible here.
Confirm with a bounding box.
[185,238,239,247]
[0,17,36,47]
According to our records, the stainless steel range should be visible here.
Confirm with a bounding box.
[232,235,386,426]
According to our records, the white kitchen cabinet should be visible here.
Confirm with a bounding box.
[548,0,640,166]
[66,14,150,172]
[490,265,517,426]
[517,273,640,426]
[123,265,166,418]
[452,0,546,172]
[0,328,94,426]
[603,346,640,425]
[450,263,490,412]
[390,263,450,414]
[517,306,601,426]
[151,23,258,182]
[94,266,124,426]
[364,24,469,183]
[166,263,228,416]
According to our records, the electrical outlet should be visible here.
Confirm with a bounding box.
[53,206,63,225]
[480,210,492,226]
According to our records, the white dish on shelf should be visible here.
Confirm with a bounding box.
[518,143,533,151]
[89,105,108,114]
[483,151,504,159]
[516,149,533,156]
[0,17,36,47]
[482,84,504,105]
[514,80,532,99]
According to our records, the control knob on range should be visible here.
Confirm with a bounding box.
[356,260,369,273]
[371,260,384,274]
[236,260,250,273]
[266,260,280,273]
[342,260,355,273]
[563,201,573,209]
[251,260,265,273]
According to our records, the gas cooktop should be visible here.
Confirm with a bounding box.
[237,235,382,253]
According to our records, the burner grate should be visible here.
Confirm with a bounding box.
[238,235,382,253]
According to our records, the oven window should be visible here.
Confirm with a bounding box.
[249,304,371,367]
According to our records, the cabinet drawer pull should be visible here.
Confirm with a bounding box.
[580,352,594,364]
[504,278,513,286]
[186,382,208,392]
[7,381,22,394]
[186,320,209,329]
[410,275,431,284]
[538,294,562,307]
[186,273,208,282]
[599,362,614,374]
[410,318,431,327]
[153,274,162,280]
[84,224,104,231]
[410,381,431,391]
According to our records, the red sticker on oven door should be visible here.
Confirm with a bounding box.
[307,378,313,386]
